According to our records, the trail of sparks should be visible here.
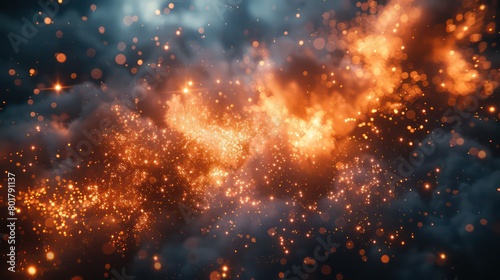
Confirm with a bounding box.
[6,0,498,278]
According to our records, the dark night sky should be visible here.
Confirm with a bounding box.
[1,0,499,280]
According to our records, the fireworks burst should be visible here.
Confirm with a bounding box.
[1,0,499,279]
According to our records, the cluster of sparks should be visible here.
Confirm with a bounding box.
[1,0,498,278]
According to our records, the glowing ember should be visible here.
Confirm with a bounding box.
[1,0,498,279]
